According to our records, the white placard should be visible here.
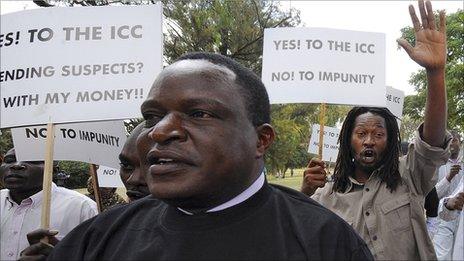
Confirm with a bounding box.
[386,86,404,120]
[11,121,127,169]
[262,27,386,106]
[97,166,124,188]
[0,4,163,128]
[308,124,340,162]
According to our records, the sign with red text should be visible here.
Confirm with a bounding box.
[0,4,163,128]
[262,27,386,106]
[11,121,127,168]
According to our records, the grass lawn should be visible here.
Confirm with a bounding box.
[267,168,304,191]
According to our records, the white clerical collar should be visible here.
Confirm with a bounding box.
[178,171,265,215]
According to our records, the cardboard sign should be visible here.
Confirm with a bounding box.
[386,86,405,119]
[308,124,340,162]
[97,166,124,188]
[262,27,386,106]
[11,121,127,169]
[0,4,163,128]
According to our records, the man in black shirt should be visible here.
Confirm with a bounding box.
[47,52,372,260]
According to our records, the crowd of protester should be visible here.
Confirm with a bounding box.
[0,0,462,260]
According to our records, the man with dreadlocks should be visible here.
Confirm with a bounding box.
[301,0,451,260]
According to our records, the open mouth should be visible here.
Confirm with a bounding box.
[152,158,176,165]
[146,150,194,176]
[361,150,376,163]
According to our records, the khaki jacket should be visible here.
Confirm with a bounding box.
[312,128,451,260]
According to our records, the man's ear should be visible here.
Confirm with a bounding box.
[255,124,275,158]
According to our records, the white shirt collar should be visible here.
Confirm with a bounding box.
[5,183,58,208]
[178,171,265,215]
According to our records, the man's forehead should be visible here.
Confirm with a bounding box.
[354,113,386,127]
[163,59,236,80]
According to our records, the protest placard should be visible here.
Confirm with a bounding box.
[386,86,404,119]
[11,120,127,169]
[262,27,386,106]
[97,166,124,188]
[308,124,340,162]
[0,4,163,128]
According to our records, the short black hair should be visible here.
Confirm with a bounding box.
[333,107,401,193]
[174,52,270,126]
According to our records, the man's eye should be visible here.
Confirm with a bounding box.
[190,111,212,118]
[119,162,134,171]
[3,157,16,164]
[143,114,162,128]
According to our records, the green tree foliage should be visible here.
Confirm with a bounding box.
[265,104,351,177]
[162,0,300,73]
[400,10,463,135]
[56,161,90,189]
[0,129,13,155]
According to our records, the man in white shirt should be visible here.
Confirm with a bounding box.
[0,148,97,260]
[433,131,463,259]
[438,179,463,260]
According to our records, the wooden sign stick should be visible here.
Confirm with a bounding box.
[318,103,327,159]
[306,103,328,171]
[41,122,55,230]
[89,164,102,213]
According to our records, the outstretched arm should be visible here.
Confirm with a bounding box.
[397,0,447,147]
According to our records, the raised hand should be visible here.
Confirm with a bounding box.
[397,0,446,71]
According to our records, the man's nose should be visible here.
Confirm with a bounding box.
[10,162,26,170]
[363,134,375,146]
[126,168,145,186]
[149,113,187,145]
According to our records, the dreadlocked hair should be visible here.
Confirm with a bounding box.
[332,107,402,193]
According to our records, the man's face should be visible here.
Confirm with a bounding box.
[119,133,149,202]
[450,134,461,157]
[350,112,388,173]
[0,149,44,193]
[137,60,259,209]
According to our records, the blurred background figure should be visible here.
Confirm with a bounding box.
[86,176,126,212]
[54,170,70,187]
[118,123,150,202]
[433,130,463,260]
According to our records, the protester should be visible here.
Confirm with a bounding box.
[119,122,150,202]
[0,148,97,260]
[438,179,464,260]
[46,52,373,260]
[19,124,149,261]
[433,130,463,259]
[301,0,450,259]
[436,131,463,199]
[86,176,126,211]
